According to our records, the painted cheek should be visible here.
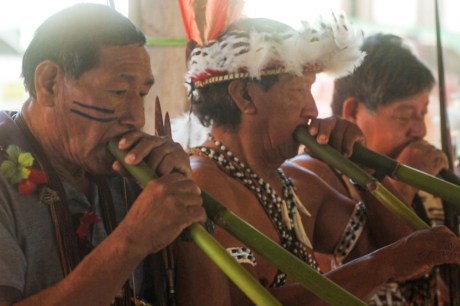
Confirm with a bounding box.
[70,100,118,123]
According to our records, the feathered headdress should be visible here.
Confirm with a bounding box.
[179,2,365,91]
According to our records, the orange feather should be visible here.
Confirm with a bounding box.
[193,0,208,45]
[207,0,244,40]
[178,0,244,45]
[178,0,203,45]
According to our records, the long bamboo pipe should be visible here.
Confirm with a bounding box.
[108,138,366,306]
[293,125,429,230]
[108,139,281,306]
[348,142,460,213]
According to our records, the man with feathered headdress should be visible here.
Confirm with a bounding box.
[173,2,460,305]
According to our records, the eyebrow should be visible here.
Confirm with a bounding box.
[395,103,428,112]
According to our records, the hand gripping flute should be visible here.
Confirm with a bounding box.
[108,137,366,306]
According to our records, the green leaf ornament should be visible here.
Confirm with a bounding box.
[0,145,34,184]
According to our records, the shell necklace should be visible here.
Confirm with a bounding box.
[191,136,319,287]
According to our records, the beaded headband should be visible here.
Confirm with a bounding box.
[186,14,366,89]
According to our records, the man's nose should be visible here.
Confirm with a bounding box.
[408,117,427,138]
[120,94,145,129]
[301,94,318,119]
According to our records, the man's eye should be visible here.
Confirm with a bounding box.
[395,116,411,124]
[112,90,127,96]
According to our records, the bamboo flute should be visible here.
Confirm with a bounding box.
[293,125,429,230]
[108,139,281,306]
[108,138,366,306]
[349,143,460,212]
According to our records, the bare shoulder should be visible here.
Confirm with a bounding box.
[190,155,229,186]
[289,153,332,174]
[286,154,346,194]
[281,157,333,202]
[282,155,331,186]
[189,154,244,211]
[282,155,353,211]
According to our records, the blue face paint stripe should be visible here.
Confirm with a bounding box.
[70,109,118,123]
[72,100,115,114]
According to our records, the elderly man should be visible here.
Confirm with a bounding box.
[291,33,450,305]
[174,16,460,306]
[0,4,205,305]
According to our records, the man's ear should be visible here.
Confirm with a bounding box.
[34,60,62,107]
[228,80,256,114]
[341,97,361,123]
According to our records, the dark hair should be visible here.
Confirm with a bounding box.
[331,33,435,115]
[189,18,291,130]
[191,75,279,129]
[22,3,146,97]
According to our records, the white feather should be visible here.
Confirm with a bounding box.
[186,12,365,86]
[171,112,210,149]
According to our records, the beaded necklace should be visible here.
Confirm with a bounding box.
[190,136,319,287]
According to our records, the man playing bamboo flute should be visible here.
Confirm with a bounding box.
[173,12,460,306]
[291,33,450,305]
[0,4,206,306]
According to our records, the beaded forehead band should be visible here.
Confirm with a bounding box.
[184,14,365,89]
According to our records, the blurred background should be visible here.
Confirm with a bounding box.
[1,0,459,159]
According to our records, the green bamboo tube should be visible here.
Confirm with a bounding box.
[189,223,281,305]
[108,138,366,306]
[107,140,281,306]
[294,125,428,230]
[350,144,460,212]
[201,193,366,305]
[371,184,428,229]
[209,201,366,305]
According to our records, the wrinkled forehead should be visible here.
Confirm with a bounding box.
[96,45,153,77]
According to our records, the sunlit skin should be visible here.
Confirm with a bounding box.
[22,44,154,191]
[343,90,448,186]
[293,89,448,202]
[253,72,360,161]
[10,43,207,306]
[216,72,360,182]
[178,72,378,305]
[173,70,460,306]
[51,45,154,174]
[246,72,319,164]
[351,91,429,158]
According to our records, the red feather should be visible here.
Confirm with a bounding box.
[178,0,203,45]
[193,0,208,45]
[207,0,244,41]
[178,0,244,45]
